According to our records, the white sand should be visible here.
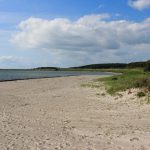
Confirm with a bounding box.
[0,75,150,150]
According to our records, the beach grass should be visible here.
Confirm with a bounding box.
[95,69,150,95]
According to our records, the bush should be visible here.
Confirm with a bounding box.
[144,61,150,72]
[111,77,118,80]
[134,77,150,90]
[137,92,146,98]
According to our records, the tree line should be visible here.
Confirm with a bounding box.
[71,60,150,71]
[34,60,150,72]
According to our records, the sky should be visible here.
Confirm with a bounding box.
[0,0,150,68]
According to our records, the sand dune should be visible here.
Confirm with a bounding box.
[0,76,150,150]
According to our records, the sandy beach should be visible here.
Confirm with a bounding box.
[0,75,150,150]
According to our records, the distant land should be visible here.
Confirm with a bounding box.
[0,60,149,71]
[34,60,150,71]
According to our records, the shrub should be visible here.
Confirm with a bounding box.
[137,92,146,98]
[144,61,150,72]
[134,77,150,90]
[111,77,118,80]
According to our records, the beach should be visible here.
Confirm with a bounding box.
[0,75,150,150]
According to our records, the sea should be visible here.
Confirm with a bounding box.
[0,70,113,81]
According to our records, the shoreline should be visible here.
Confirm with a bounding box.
[0,70,114,82]
[0,75,78,82]
[0,75,150,150]
[0,74,108,83]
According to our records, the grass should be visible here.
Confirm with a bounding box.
[96,68,150,95]
[137,91,146,98]
[80,68,150,102]
[81,83,101,88]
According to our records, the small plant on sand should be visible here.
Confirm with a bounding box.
[96,93,106,96]
[137,91,146,98]
[134,77,150,103]
[117,93,123,98]
[81,83,101,88]
[96,93,100,96]
[101,93,106,96]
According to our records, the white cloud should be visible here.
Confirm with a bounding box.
[11,14,150,54]
[0,56,17,62]
[0,56,24,68]
[128,0,150,10]
[10,14,150,67]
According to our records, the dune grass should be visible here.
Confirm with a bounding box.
[96,69,150,95]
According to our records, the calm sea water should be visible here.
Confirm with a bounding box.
[0,70,113,81]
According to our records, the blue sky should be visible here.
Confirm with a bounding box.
[0,0,150,68]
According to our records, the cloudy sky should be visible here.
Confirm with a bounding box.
[0,0,150,68]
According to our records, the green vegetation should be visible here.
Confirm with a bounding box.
[72,63,127,69]
[137,91,146,98]
[33,67,60,71]
[32,60,150,103]
[78,61,150,102]
[70,60,149,70]
[144,60,150,72]
[33,60,149,71]
[96,69,150,95]
[81,83,101,88]
[33,60,150,101]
